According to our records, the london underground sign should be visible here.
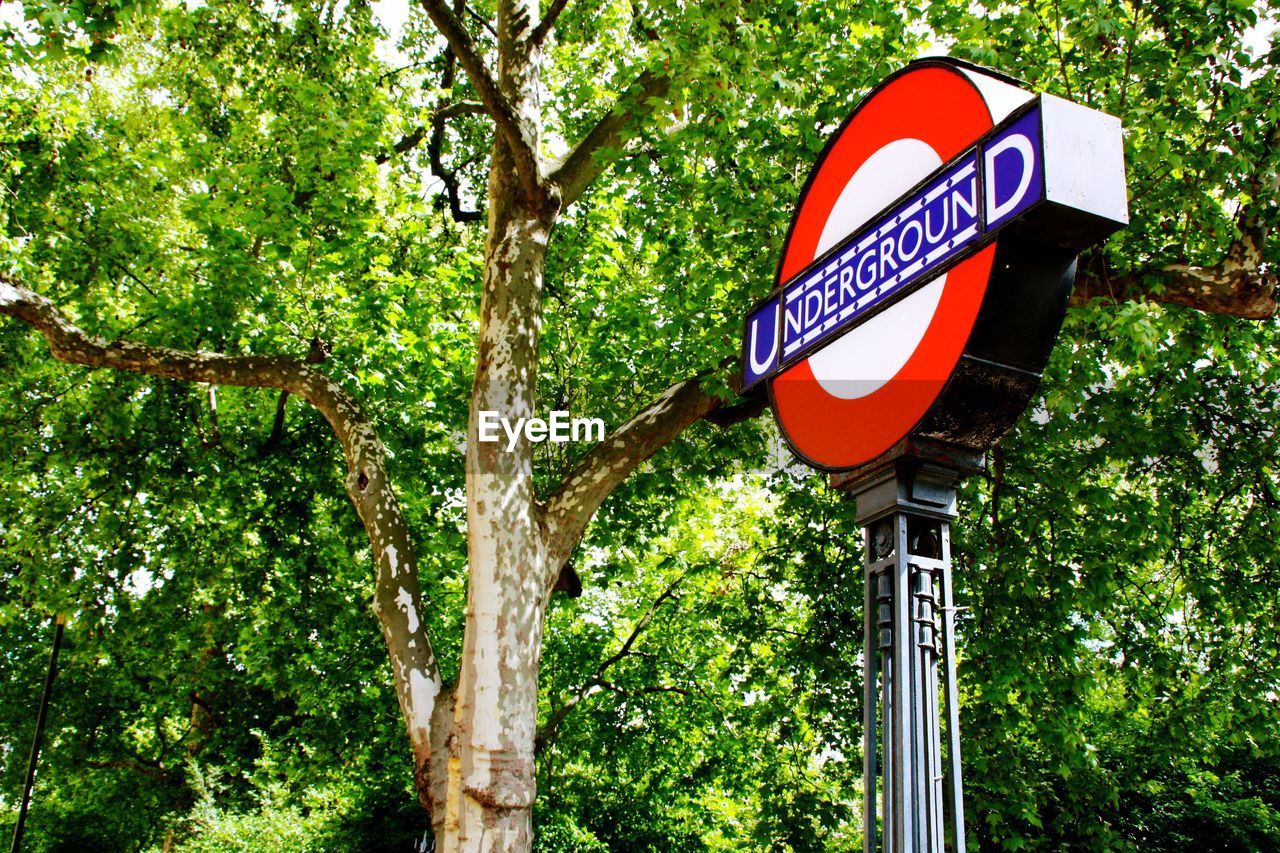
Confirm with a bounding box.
[743,59,1127,471]
[745,105,1053,384]
[740,59,1128,853]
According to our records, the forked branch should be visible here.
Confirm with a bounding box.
[530,0,570,45]
[418,0,543,197]
[543,375,722,579]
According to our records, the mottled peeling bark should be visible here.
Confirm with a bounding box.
[433,0,556,847]
[446,203,554,848]
[1072,239,1277,319]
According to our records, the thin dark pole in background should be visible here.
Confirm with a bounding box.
[9,614,65,853]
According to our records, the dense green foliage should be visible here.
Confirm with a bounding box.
[1,0,1278,849]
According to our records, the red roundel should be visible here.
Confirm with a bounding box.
[769,63,1020,470]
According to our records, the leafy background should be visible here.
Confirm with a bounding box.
[1,0,1278,849]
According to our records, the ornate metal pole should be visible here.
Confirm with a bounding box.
[841,455,972,853]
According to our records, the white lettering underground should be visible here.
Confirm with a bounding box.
[781,158,981,359]
[742,105,1052,393]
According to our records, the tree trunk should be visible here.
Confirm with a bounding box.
[438,0,558,842]
[442,201,557,847]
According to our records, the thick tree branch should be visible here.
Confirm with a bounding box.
[536,574,684,751]
[1072,179,1277,318]
[1073,125,1278,319]
[0,275,446,808]
[418,0,543,197]
[543,375,721,576]
[1071,252,1276,319]
[548,67,673,207]
[2,280,324,394]
[530,0,569,45]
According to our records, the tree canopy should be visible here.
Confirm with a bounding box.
[1,0,1278,850]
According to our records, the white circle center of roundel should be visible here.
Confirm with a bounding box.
[809,138,946,400]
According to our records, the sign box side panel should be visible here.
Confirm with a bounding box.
[851,239,1077,470]
[1041,94,1129,227]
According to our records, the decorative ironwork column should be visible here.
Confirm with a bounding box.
[844,457,970,853]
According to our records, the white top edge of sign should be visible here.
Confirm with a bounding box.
[959,67,1036,123]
